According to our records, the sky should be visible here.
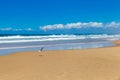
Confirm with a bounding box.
[0,0,120,34]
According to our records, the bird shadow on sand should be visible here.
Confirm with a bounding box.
[38,55,44,56]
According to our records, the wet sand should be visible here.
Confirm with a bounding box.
[0,41,120,80]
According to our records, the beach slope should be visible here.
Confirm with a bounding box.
[0,41,120,80]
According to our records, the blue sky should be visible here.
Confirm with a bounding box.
[0,0,120,34]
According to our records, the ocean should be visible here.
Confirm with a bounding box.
[0,34,120,56]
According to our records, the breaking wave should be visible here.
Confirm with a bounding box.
[0,34,120,43]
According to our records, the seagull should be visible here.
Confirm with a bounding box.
[38,47,44,52]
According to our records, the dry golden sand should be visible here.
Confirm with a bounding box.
[0,41,120,80]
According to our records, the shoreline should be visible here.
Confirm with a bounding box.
[0,41,112,50]
[0,40,116,56]
[2,40,118,56]
[0,40,120,80]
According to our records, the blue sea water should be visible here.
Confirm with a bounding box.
[0,34,120,56]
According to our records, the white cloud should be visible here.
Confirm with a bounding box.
[25,28,34,31]
[0,28,34,31]
[106,22,120,27]
[87,22,103,27]
[13,29,23,31]
[0,28,12,31]
[40,22,104,31]
[14,28,34,31]
[65,22,82,29]
[40,24,64,31]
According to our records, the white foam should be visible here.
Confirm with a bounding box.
[0,34,120,43]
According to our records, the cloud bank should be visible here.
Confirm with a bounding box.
[0,22,120,32]
[40,22,120,31]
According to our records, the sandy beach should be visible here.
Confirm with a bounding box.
[0,41,120,80]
